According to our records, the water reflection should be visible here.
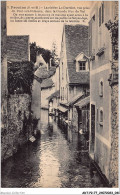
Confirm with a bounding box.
[1,109,107,188]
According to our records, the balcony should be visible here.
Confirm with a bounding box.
[96,47,105,57]
[108,62,118,86]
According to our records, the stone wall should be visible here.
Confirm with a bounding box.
[1,2,8,137]
[95,137,110,182]
[1,94,33,162]
[109,84,118,187]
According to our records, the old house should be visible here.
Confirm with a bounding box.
[34,54,49,70]
[89,1,118,187]
[1,33,34,161]
[34,53,57,110]
[41,66,56,109]
[59,24,90,131]
[47,65,60,115]
[32,55,49,118]
[41,77,55,109]
[48,90,60,116]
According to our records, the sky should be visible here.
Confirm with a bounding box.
[7,1,92,56]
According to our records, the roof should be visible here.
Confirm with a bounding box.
[57,105,68,113]
[47,90,60,101]
[34,63,56,81]
[64,25,89,84]
[66,93,84,106]
[68,62,90,84]
[7,35,30,62]
[34,64,49,79]
[41,78,54,89]
[75,96,90,108]
[34,64,56,79]
[49,66,56,77]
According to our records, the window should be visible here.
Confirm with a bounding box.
[79,61,86,71]
[61,87,62,100]
[39,62,43,66]
[93,15,95,21]
[99,2,104,27]
[66,68,67,81]
[67,87,68,101]
[99,80,103,97]
[102,2,104,23]
[74,86,76,95]
[62,62,64,80]
[79,110,82,123]
[99,7,101,26]
[89,19,92,56]
[97,108,99,122]
[63,87,64,100]
[99,108,103,125]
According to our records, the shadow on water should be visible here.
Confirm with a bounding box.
[1,139,41,188]
[1,109,108,188]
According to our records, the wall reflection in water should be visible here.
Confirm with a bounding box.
[1,109,107,188]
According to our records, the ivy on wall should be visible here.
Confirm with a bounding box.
[8,61,34,94]
[105,20,118,60]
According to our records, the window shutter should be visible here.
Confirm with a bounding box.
[102,2,104,23]
[99,7,101,26]
[89,20,92,56]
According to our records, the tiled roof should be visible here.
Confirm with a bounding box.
[57,105,68,113]
[34,65,49,79]
[47,90,60,100]
[64,25,89,84]
[68,64,90,84]
[49,66,56,77]
[41,78,54,89]
[66,93,84,106]
[75,96,90,108]
[34,65,56,80]
[7,35,30,62]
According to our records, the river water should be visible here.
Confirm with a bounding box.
[1,110,107,188]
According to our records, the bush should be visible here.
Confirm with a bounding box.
[8,61,34,94]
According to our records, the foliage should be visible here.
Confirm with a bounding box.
[105,20,118,60]
[30,42,37,64]
[51,41,59,67]
[30,42,60,67]
[30,42,52,64]
[8,61,34,94]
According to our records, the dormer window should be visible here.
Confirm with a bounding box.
[75,52,89,72]
[79,61,86,71]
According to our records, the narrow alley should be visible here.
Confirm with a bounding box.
[1,109,107,188]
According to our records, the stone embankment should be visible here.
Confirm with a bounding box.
[1,94,33,162]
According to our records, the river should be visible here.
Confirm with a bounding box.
[1,109,107,188]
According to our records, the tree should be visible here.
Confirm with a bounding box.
[37,47,52,64]
[51,41,59,67]
[30,42,37,63]
[30,42,52,64]
[8,61,34,94]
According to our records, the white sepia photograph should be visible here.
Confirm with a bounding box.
[1,0,119,192]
